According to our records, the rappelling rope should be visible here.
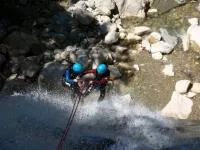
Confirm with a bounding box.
[56,93,82,150]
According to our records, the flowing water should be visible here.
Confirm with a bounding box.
[1,90,200,150]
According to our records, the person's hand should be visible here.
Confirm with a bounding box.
[89,80,94,85]
[73,79,78,83]
[76,76,80,80]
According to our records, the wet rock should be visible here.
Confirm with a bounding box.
[126,33,142,42]
[191,82,200,94]
[134,26,151,36]
[7,74,18,81]
[0,54,6,69]
[160,28,177,48]
[150,41,173,54]
[148,32,161,44]
[161,91,193,119]
[175,80,191,94]
[73,9,94,25]
[114,0,149,18]
[20,57,41,78]
[69,28,82,43]
[38,62,66,91]
[4,31,39,56]
[152,52,163,60]
[133,64,140,71]
[162,64,174,76]
[10,64,20,74]
[187,18,200,49]
[1,79,35,94]
[94,0,115,16]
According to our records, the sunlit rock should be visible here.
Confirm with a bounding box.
[162,64,174,76]
[94,0,115,16]
[148,32,161,44]
[134,26,151,36]
[160,28,177,48]
[38,62,66,91]
[175,80,191,94]
[114,0,150,18]
[142,39,151,51]
[161,91,193,119]
[126,33,142,42]
[187,18,200,50]
[186,92,197,98]
[150,41,173,54]
[152,52,163,60]
[191,82,200,94]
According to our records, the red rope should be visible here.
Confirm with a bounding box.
[56,95,82,150]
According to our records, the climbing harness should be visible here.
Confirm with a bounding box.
[56,80,94,150]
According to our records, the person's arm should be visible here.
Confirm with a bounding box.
[93,77,109,85]
[64,69,74,84]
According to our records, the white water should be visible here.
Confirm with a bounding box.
[0,90,178,150]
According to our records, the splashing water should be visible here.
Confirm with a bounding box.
[0,89,183,150]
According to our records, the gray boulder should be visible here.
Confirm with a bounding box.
[114,0,149,18]
[73,9,94,25]
[38,62,66,92]
[160,28,178,48]
[94,0,116,16]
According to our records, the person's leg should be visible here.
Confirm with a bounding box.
[98,85,106,102]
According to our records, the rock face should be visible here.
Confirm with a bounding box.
[114,0,150,18]
[94,0,116,16]
[152,0,186,14]
[161,91,193,119]
[175,80,191,94]
[38,62,66,92]
[20,57,41,78]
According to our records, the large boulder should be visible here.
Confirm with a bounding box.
[161,91,193,119]
[20,56,42,78]
[4,31,40,56]
[152,0,187,14]
[114,0,150,18]
[38,62,66,92]
[93,0,116,16]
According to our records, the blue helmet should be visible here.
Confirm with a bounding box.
[97,64,107,74]
[72,63,83,74]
